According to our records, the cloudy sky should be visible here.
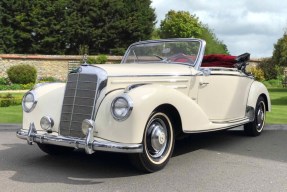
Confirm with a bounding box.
[151,0,287,58]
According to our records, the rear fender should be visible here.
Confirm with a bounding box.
[247,81,271,111]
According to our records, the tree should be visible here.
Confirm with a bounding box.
[160,10,202,38]
[0,0,156,55]
[272,31,287,67]
[159,10,229,55]
[199,25,229,54]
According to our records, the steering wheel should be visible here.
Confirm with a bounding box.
[168,53,194,64]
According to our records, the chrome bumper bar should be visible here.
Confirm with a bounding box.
[16,123,143,154]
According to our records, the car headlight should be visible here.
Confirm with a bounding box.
[22,91,37,113]
[111,95,133,121]
[40,116,54,131]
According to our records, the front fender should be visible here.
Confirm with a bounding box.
[95,84,210,144]
[22,83,66,132]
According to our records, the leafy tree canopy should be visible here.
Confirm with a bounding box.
[160,10,202,38]
[159,10,229,55]
[0,0,156,55]
[272,31,287,67]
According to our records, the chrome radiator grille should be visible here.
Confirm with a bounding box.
[59,73,98,138]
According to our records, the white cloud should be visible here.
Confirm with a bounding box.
[151,0,287,58]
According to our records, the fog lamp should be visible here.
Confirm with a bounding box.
[40,116,54,131]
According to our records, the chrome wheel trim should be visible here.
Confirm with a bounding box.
[144,113,173,165]
[256,101,266,132]
[149,118,168,158]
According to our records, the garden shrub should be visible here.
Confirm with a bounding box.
[0,99,12,107]
[257,58,277,80]
[39,76,58,82]
[87,56,97,64]
[110,48,126,55]
[20,83,35,90]
[95,54,108,64]
[0,94,15,107]
[0,77,9,85]
[7,64,37,84]
[248,66,265,81]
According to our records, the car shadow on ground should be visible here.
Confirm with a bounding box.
[1,127,286,185]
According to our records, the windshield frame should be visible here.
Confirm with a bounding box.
[121,38,206,69]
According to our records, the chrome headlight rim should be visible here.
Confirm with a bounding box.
[22,91,37,113]
[111,95,133,121]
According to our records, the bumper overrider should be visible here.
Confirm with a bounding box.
[16,123,143,154]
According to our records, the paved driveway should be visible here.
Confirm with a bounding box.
[0,125,287,192]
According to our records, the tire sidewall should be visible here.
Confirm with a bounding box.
[140,112,175,172]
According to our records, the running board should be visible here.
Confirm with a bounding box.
[184,117,250,134]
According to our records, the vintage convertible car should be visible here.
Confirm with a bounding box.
[17,38,271,172]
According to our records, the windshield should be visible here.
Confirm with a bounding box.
[122,40,201,66]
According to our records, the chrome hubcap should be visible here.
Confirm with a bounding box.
[147,118,168,158]
[256,102,265,131]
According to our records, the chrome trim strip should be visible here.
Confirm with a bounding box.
[111,79,190,84]
[167,85,188,89]
[17,125,143,153]
[124,83,147,93]
[211,117,249,124]
[109,74,193,78]
[210,74,249,77]
[184,119,250,133]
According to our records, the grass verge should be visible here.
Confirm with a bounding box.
[0,105,22,123]
[266,88,287,124]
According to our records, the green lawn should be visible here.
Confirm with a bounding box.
[0,88,286,124]
[266,88,287,124]
[0,105,22,123]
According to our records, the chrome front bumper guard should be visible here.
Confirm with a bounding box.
[16,123,143,154]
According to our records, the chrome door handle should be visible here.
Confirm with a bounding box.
[199,82,209,86]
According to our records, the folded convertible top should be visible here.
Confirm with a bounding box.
[202,53,250,68]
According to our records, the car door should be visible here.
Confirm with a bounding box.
[196,69,254,122]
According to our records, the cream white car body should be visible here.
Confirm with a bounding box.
[17,38,271,171]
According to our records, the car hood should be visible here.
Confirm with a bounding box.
[92,64,193,95]
[93,63,191,77]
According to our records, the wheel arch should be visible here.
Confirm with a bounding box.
[153,104,183,138]
[247,81,271,112]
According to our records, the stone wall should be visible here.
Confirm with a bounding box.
[0,54,122,81]
[1,54,262,81]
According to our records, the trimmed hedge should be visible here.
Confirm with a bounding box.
[0,93,22,107]
[7,64,37,84]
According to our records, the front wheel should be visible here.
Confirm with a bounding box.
[130,112,175,173]
[244,96,266,136]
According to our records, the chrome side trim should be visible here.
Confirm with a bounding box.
[124,83,147,93]
[211,117,250,124]
[111,78,190,84]
[16,124,143,154]
[184,119,250,134]
[109,74,193,78]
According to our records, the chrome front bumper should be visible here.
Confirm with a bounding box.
[16,123,143,154]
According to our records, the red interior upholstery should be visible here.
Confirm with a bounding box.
[202,54,237,68]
